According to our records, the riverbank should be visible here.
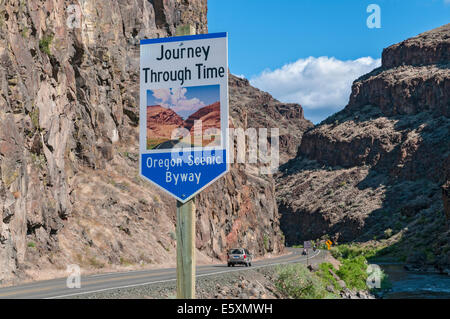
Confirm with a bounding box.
[375,263,450,299]
[328,242,450,298]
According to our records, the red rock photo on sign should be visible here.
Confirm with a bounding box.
[146,85,221,149]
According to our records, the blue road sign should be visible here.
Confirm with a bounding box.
[139,33,229,202]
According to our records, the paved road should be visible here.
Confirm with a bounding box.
[0,248,322,299]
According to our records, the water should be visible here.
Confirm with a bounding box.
[378,263,450,299]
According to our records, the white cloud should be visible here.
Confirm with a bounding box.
[152,88,205,113]
[249,56,381,119]
[152,88,172,103]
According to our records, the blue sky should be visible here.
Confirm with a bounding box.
[148,85,220,119]
[208,0,450,123]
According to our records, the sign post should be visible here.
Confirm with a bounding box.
[304,241,311,266]
[176,198,195,298]
[139,26,229,299]
[175,25,196,299]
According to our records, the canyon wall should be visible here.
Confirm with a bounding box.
[277,24,450,271]
[0,0,311,284]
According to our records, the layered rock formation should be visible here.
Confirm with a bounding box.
[184,101,221,147]
[147,105,184,127]
[146,105,184,146]
[0,0,312,284]
[184,101,220,132]
[277,24,450,271]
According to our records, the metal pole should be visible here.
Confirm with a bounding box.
[307,249,309,266]
[175,24,196,299]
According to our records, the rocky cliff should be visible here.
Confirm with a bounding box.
[147,105,184,126]
[277,24,450,272]
[0,0,311,284]
[184,101,220,132]
[146,105,184,147]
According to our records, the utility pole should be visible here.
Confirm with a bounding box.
[175,24,197,300]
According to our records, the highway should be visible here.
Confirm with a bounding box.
[0,248,322,299]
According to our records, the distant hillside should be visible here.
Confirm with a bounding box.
[277,24,450,273]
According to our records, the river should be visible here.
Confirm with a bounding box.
[378,263,450,299]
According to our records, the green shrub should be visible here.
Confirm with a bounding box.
[39,34,53,55]
[119,257,133,266]
[30,107,40,130]
[88,256,105,268]
[316,263,340,291]
[263,234,269,251]
[275,263,330,299]
[21,26,29,38]
[330,244,393,292]
[31,153,46,169]
[331,244,379,260]
[336,256,368,290]
[425,250,436,263]
[27,241,36,248]
[384,228,393,238]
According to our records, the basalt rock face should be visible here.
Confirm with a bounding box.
[0,0,310,284]
[382,24,450,69]
[228,75,313,164]
[0,0,209,285]
[278,24,450,271]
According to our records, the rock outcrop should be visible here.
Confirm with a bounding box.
[381,24,450,69]
[277,24,450,271]
[146,105,184,146]
[0,0,210,285]
[184,101,220,132]
[228,75,313,164]
[0,1,312,284]
[147,105,184,126]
